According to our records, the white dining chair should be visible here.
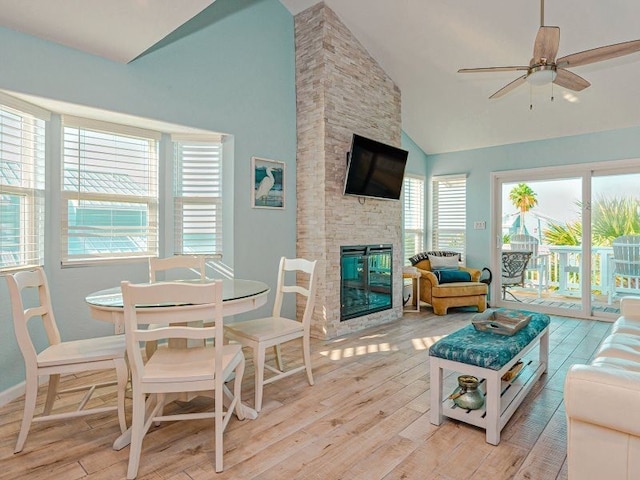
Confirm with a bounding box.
[148,255,207,283]
[6,267,128,453]
[146,255,207,357]
[121,279,245,479]
[224,257,318,412]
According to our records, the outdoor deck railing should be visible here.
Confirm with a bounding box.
[516,245,617,297]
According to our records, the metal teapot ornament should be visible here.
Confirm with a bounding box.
[448,375,484,410]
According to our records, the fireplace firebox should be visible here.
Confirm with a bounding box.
[340,244,392,321]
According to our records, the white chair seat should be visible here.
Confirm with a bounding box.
[227,316,304,341]
[141,344,243,383]
[37,335,126,368]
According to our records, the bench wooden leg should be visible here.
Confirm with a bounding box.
[485,373,501,445]
[430,359,443,425]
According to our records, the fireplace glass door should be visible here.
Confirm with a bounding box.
[341,244,392,321]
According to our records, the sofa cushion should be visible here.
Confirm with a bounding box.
[433,269,471,283]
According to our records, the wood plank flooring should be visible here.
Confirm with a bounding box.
[0,309,613,479]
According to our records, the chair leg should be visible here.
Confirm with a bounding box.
[14,374,39,453]
[115,359,128,433]
[215,378,224,472]
[273,344,284,371]
[254,344,267,412]
[127,391,147,480]
[43,373,60,415]
[302,336,314,386]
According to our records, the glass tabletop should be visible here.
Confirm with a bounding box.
[86,278,269,308]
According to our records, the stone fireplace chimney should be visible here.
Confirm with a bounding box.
[294,3,404,339]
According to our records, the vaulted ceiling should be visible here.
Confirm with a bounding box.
[2,0,640,154]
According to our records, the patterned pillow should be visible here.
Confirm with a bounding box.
[409,251,460,265]
[427,254,459,270]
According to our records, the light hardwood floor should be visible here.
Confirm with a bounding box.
[0,309,612,480]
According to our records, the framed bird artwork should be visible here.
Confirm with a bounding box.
[251,157,285,209]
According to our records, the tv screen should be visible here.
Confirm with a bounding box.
[343,134,408,200]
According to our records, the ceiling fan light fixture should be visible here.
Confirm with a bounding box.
[527,66,557,86]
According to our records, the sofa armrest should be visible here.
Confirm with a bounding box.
[565,364,640,437]
[461,267,481,282]
[416,267,439,286]
[621,297,640,320]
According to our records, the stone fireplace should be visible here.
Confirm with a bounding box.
[294,3,403,339]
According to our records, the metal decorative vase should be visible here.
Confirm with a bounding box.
[449,375,485,410]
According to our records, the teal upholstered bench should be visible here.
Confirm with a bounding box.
[429,309,550,445]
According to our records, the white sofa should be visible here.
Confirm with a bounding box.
[564,297,640,480]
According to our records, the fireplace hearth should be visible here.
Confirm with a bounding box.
[340,244,392,321]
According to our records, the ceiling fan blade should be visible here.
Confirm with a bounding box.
[458,66,528,73]
[553,68,590,91]
[489,75,527,99]
[557,39,640,68]
[533,26,560,63]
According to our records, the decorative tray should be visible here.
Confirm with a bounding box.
[471,309,532,336]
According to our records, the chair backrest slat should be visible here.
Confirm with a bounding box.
[149,255,207,282]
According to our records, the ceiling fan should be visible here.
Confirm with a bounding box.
[458,0,640,99]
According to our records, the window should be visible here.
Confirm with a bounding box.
[61,117,160,264]
[402,175,424,264]
[0,96,48,271]
[173,137,223,256]
[432,174,467,258]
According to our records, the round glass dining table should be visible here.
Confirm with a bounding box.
[86,279,270,334]
[86,278,270,449]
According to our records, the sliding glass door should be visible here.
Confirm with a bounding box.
[492,159,640,319]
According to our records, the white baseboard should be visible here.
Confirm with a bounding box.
[0,380,26,407]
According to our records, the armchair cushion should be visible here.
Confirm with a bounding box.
[433,269,472,284]
[428,254,459,270]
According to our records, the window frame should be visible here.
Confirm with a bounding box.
[0,94,49,271]
[431,173,467,260]
[402,174,425,264]
[60,116,161,265]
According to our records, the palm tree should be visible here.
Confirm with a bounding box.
[509,183,538,234]
[543,196,640,247]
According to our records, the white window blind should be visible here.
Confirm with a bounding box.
[403,175,424,264]
[173,138,223,256]
[0,101,47,271]
[432,174,467,258]
[61,117,160,264]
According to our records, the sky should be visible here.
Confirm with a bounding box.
[501,173,640,236]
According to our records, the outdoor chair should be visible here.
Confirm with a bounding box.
[501,250,532,301]
[510,233,548,298]
[608,235,640,304]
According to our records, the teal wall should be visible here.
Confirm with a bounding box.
[402,130,428,178]
[426,126,640,269]
[0,0,296,394]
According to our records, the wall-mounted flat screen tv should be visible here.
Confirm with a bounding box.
[343,134,409,201]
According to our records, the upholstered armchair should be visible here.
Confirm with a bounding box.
[409,251,488,316]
